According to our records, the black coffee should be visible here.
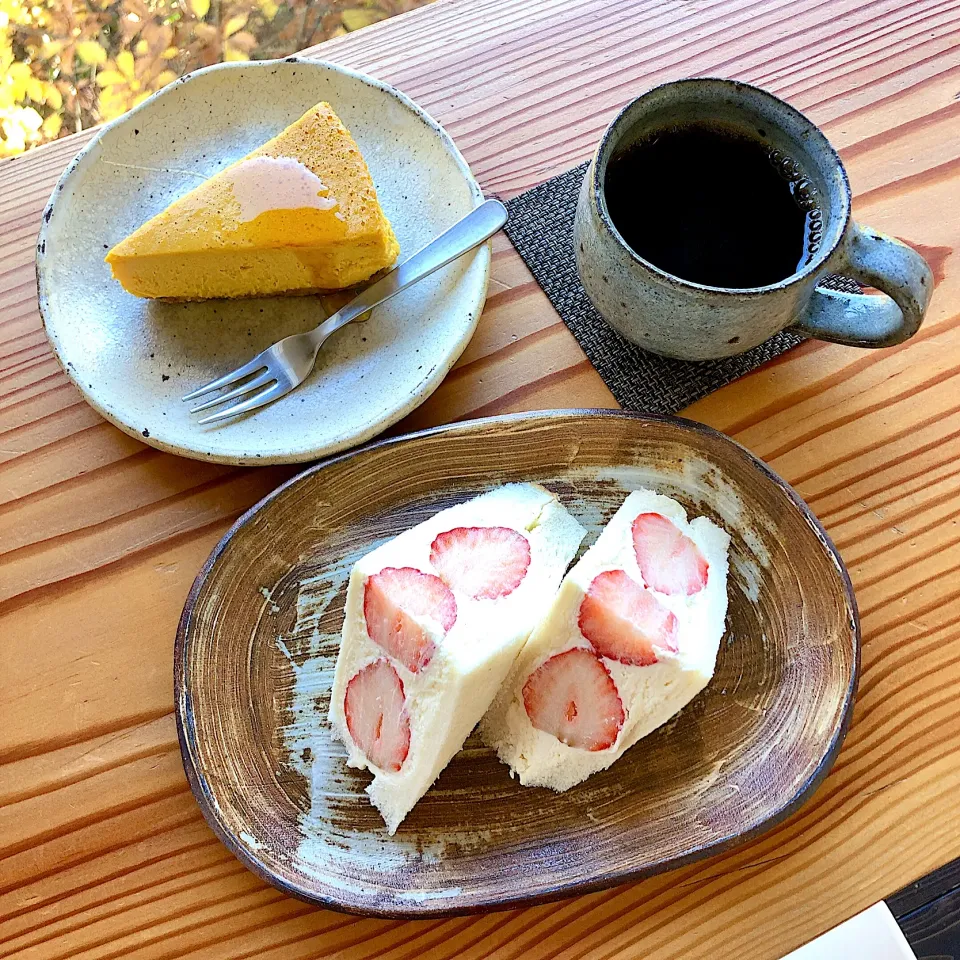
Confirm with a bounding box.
[603,122,822,288]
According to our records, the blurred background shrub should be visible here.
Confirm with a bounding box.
[0,0,433,157]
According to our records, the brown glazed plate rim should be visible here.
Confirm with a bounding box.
[174,409,860,918]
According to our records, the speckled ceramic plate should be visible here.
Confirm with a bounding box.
[176,411,859,917]
[37,59,489,465]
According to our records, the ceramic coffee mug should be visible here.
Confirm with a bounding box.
[574,78,934,361]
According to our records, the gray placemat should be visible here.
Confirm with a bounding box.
[503,163,860,414]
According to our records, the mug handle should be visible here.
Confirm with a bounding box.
[790,223,933,347]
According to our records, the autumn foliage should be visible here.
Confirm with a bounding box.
[1,0,432,157]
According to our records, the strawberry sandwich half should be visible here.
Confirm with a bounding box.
[328,483,585,833]
[481,488,730,791]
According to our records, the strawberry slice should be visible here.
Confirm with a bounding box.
[344,659,411,772]
[578,569,678,666]
[631,512,708,596]
[363,567,457,673]
[522,648,625,752]
[429,526,532,599]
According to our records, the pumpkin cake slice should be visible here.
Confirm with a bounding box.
[105,102,399,300]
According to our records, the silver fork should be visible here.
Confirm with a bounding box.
[182,198,508,424]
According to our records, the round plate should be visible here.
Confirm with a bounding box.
[175,410,859,917]
[37,59,488,465]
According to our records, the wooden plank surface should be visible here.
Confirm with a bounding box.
[1,0,959,956]
[890,858,960,958]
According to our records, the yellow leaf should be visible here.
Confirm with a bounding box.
[134,39,148,55]
[96,69,127,86]
[258,0,278,18]
[75,39,108,65]
[1,116,28,156]
[155,70,176,87]
[24,75,44,102]
[2,131,28,156]
[340,8,384,30]
[6,66,29,101]
[224,47,248,61]
[190,0,209,17]
[98,86,128,121]
[44,84,63,109]
[132,92,151,107]
[162,45,178,59]
[223,12,247,36]
[41,111,61,138]
[116,49,135,79]
[41,39,63,58]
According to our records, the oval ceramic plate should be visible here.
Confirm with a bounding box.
[37,58,488,465]
[175,410,859,917]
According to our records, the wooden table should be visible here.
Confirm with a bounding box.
[2,0,958,956]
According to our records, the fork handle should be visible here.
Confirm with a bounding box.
[311,198,508,344]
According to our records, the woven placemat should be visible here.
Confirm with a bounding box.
[503,163,860,414]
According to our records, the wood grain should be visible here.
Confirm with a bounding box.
[890,856,960,918]
[889,856,960,958]
[176,411,857,917]
[1,0,959,955]
[897,890,960,959]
